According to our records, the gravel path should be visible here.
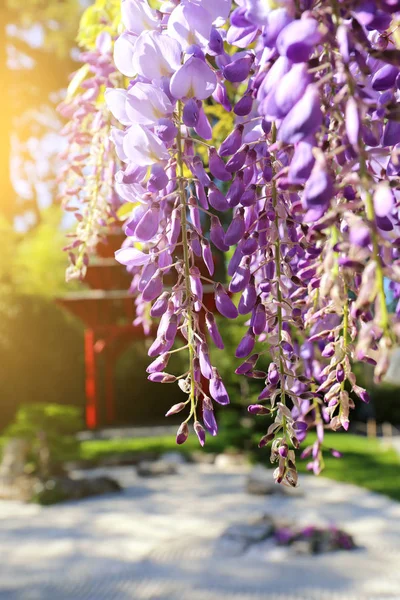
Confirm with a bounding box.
[0,463,399,600]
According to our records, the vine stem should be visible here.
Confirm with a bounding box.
[359,155,390,335]
[271,123,288,439]
[176,101,197,420]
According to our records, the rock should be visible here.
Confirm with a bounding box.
[31,475,122,505]
[0,475,38,502]
[0,438,36,501]
[223,516,274,544]
[64,459,99,471]
[99,451,159,468]
[214,452,248,469]
[246,467,303,496]
[66,452,161,470]
[246,476,276,496]
[246,466,279,495]
[0,438,30,481]
[190,451,216,464]
[160,452,187,465]
[136,460,178,477]
[216,515,274,556]
[276,525,357,555]
[291,540,313,555]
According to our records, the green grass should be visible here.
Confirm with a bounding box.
[297,433,400,501]
[80,431,237,461]
[80,432,400,501]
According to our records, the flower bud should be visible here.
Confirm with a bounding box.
[203,403,218,436]
[135,205,160,242]
[201,239,214,276]
[208,183,230,211]
[205,313,224,350]
[199,343,213,379]
[229,257,251,293]
[148,372,177,383]
[210,368,230,405]
[223,55,253,83]
[268,362,279,386]
[219,125,244,157]
[194,421,206,446]
[150,292,169,317]
[236,353,259,375]
[215,283,238,319]
[176,422,189,445]
[191,155,211,187]
[166,402,186,417]
[240,185,257,207]
[142,270,163,302]
[336,364,345,383]
[148,335,173,358]
[167,208,181,246]
[238,278,257,315]
[226,146,248,173]
[330,448,343,459]
[279,443,288,458]
[189,266,203,312]
[252,303,266,335]
[277,85,322,144]
[182,98,200,127]
[155,118,178,143]
[147,353,170,374]
[241,232,258,254]
[210,216,229,252]
[233,93,253,116]
[226,171,245,207]
[208,27,223,55]
[276,18,324,63]
[209,147,231,181]
[258,432,274,448]
[372,64,399,91]
[225,209,245,246]
[293,421,308,433]
[212,82,232,112]
[247,404,270,415]
[236,329,255,358]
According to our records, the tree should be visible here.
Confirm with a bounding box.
[1,0,82,223]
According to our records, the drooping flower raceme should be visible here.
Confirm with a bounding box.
[66,0,400,486]
[59,25,123,281]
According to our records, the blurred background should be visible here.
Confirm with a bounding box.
[0,0,193,433]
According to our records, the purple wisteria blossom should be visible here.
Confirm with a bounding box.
[63,0,400,487]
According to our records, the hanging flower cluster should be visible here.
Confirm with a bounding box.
[71,0,400,485]
[59,23,122,281]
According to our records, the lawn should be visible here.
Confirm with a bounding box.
[297,433,400,501]
[79,432,400,502]
[80,431,234,461]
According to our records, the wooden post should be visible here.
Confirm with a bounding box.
[84,329,98,429]
[382,422,393,439]
[367,418,377,438]
[105,350,116,425]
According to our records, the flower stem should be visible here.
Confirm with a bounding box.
[176,101,197,419]
[359,156,390,335]
[271,123,288,439]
